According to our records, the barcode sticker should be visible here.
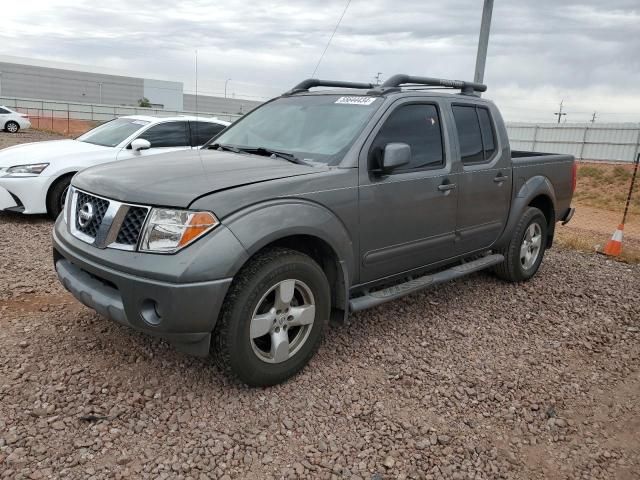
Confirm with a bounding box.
[335,96,377,106]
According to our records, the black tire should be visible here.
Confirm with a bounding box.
[213,248,330,386]
[46,176,72,219]
[5,121,19,133]
[493,207,548,282]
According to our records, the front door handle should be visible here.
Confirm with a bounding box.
[438,183,457,192]
[493,174,509,183]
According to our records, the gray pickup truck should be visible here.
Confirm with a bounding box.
[53,74,576,386]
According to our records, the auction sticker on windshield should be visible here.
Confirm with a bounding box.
[335,96,377,106]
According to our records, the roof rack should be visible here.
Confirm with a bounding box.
[375,74,487,95]
[283,74,487,97]
[284,79,375,95]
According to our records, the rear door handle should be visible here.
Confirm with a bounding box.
[493,174,509,183]
[438,183,457,192]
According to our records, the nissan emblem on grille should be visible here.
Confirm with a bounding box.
[70,189,149,250]
[78,202,94,228]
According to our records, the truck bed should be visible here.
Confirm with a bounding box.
[510,150,575,222]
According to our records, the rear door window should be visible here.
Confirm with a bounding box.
[190,122,226,146]
[452,105,497,164]
[138,121,189,148]
[452,105,484,164]
[0,108,10,114]
[477,108,496,159]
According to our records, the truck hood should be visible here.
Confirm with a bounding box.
[73,149,326,208]
[0,139,111,169]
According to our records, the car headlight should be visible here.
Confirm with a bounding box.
[5,163,49,175]
[62,187,73,224]
[139,209,219,253]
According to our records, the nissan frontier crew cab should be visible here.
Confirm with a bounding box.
[53,74,576,386]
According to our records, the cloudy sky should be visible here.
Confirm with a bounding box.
[2,0,640,122]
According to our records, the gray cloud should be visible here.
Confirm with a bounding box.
[2,0,639,121]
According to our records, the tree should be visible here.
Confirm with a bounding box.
[137,97,152,108]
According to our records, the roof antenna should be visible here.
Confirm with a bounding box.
[310,0,352,77]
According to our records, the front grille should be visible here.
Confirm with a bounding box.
[116,207,148,246]
[75,192,109,238]
[70,188,149,251]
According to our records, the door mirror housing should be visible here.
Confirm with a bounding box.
[382,142,411,171]
[131,138,151,152]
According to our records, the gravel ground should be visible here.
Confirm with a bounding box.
[0,212,639,480]
[1,132,639,479]
[0,130,65,149]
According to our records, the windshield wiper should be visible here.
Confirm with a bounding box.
[245,147,311,166]
[208,143,242,153]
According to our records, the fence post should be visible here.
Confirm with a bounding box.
[578,124,589,161]
[633,127,640,165]
[532,125,539,151]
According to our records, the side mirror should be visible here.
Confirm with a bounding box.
[131,138,151,152]
[382,142,411,171]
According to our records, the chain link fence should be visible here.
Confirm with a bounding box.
[1,96,243,136]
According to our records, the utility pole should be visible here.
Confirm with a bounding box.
[373,72,383,85]
[474,0,494,86]
[554,100,567,124]
[590,111,597,123]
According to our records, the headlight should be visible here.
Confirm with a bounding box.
[5,163,49,175]
[62,187,73,224]
[139,209,219,253]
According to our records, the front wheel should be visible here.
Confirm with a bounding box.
[494,207,548,282]
[5,121,19,133]
[46,176,72,219]
[213,248,330,386]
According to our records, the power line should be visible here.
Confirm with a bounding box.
[310,0,352,78]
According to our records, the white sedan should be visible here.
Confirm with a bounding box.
[1,106,32,133]
[0,115,229,218]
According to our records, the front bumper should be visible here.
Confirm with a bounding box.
[53,225,235,356]
[0,176,49,214]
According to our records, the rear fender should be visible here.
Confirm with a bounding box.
[495,175,557,248]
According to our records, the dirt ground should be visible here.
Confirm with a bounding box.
[0,129,66,149]
[560,162,640,262]
[1,131,640,479]
[1,213,639,480]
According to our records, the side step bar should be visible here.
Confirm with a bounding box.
[349,254,504,312]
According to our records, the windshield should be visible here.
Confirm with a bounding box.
[210,94,383,164]
[77,118,150,147]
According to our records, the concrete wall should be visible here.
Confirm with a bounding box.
[0,61,183,110]
[0,62,145,106]
[0,59,260,114]
[183,93,261,115]
[143,78,183,110]
[507,122,640,162]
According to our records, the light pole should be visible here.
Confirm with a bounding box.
[474,0,494,86]
[225,78,232,98]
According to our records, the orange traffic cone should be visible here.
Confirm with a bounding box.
[602,224,624,257]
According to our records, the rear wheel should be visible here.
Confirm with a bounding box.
[46,176,72,219]
[5,121,19,133]
[213,248,330,386]
[494,207,547,282]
